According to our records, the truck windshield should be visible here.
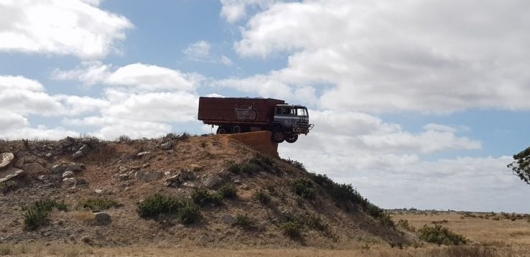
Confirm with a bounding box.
[295,107,308,116]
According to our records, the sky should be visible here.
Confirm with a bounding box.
[1,0,529,213]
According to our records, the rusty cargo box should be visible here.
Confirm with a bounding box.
[198,97,285,125]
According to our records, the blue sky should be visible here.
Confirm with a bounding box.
[1,0,529,212]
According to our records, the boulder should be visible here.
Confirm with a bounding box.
[23,162,46,175]
[0,153,14,169]
[94,212,112,225]
[63,177,76,187]
[62,170,74,178]
[0,169,25,183]
[143,172,163,182]
[222,214,236,225]
[203,175,223,189]
[159,142,173,150]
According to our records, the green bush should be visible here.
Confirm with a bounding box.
[397,219,416,232]
[308,172,394,227]
[304,214,328,231]
[281,221,303,239]
[284,158,306,171]
[0,180,17,194]
[23,206,50,231]
[226,159,263,174]
[191,188,223,207]
[218,184,238,199]
[137,193,201,224]
[253,189,271,205]
[292,178,316,200]
[418,225,468,245]
[178,202,201,224]
[79,197,120,211]
[23,199,67,231]
[234,214,256,230]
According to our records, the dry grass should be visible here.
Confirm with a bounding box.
[1,211,528,256]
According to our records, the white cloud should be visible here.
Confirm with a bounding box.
[0,75,62,116]
[184,40,211,60]
[0,0,132,59]
[54,62,203,92]
[229,0,530,113]
[220,0,279,23]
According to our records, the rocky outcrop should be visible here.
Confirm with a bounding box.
[0,153,14,169]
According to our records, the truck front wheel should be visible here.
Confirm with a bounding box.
[286,134,298,143]
[272,129,285,143]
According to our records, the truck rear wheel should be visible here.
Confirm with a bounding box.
[232,125,242,133]
[286,134,298,143]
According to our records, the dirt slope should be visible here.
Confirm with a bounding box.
[0,132,407,249]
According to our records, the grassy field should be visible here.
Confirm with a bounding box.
[1,211,529,256]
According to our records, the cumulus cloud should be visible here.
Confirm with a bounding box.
[184,41,211,60]
[220,0,280,23]
[0,0,132,59]
[229,0,530,113]
[54,62,203,92]
[0,75,62,116]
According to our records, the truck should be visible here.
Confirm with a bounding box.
[197,97,313,143]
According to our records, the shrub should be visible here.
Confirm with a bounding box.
[292,178,316,200]
[191,188,223,207]
[285,158,306,171]
[226,159,263,174]
[79,198,120,211]
[234,214,256,230]
[397,219,416,232]
[304,214,328,231]
[137,193,201,224]
[0,180,17,194]
[253,189,271,205]
[281,221,302,239]
[23,206,49,231]
[308,172,394,227]
[23,199,67,231]
[418,225,468,245]
[218,184,238,199]
[178,201,201,224]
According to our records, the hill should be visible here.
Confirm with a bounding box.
[0,131,407,249]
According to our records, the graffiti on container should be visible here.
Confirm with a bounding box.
[234,103,257,121]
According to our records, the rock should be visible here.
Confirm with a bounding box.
[51,162,84,174]
[95,189,103,194]
[0,169,25,183]
[23,162,46,175]
[66,162,85,172]
[137,151,150,157]
[189,164,203,172]
[94,212,112,225]
[75,178,89,188]
[60,136,76,148]
[143,172,163,182]
[222,214,236,225]
[62,170,75,178]
[118,166,127,173]
[0,153,15,169]
[165,170,195,187]
[159,142,173,150]
[51,163,68,174]
[135,170,145,180]
[72,151,84,159]
[63,177,76,187]
[118,174,129,181]
[79,144,89,153]
[37,175,46,180]
[203,175,223,189]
